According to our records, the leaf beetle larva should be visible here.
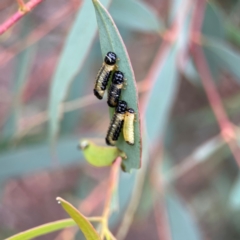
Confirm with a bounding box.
[107,71,125,108]
[93,51,117,100]
[106,100,127,146]
[123,108,135,145]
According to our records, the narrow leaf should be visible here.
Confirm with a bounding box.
[49,0,111,142]
[61,43,101,133]
[183,58,201,85]
[225,21,240,46]
[166,193,202,240]
[203,47,223,80]
[165,134,229,183]
[145,45,179,141]
[79,139,126,167]
[110,0,162,33]
[3,16,36,140]
[204,39,240,82]
[109,171,136,226]
[202,2,225,39]
[110,136,148,227]
[229,174,240,210]
[56,197,101,240]
[6,219,75,240]
[0,137,84,181]
[92,0,142,171]
[201,3,227,80]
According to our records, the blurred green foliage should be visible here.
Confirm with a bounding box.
[1,0,240,239]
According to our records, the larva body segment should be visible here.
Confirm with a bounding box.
[106,100,127,146]
[106,113,124,146]
[93,52,117,100]
[107,71,124,107]
[123,108,135,145]
[94,64,115,99]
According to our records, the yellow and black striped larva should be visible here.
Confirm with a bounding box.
[93,52,117,100]
[123,108,135,145]
[107,71,124,108]
[106,100,127,146]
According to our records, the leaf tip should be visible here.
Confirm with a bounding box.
[79,139,89,150]
[56,197,63,204]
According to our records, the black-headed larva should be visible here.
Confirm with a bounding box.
[93,52,117,100]
[123,108,135,145]
[106,100,127,146]
[107,71,124,107]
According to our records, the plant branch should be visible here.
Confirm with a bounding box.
[0,2,76,67]
[149,147,172,240]
[165,132,229,183]
[192,45,240,167]
[16,80,152,139]
[79,180,108,215]
[102,157,121,219]
[190,0,240,168]
[101,157,121,238]
[16,0,30,12]
[0,0,44,35]
[54,181,106,240]
[116,150,148,240]
[154,200,172,240]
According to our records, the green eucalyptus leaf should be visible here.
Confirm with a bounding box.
[61,43,101,134]
[92,0,142,171]
[166,193,202,240]
[225,21,240,46]
[110,136,148,229]
[5,219,75,240]
[183,58,201,86]
[204,39,240,82]
[201,3,226,80]
[56,197,101,240]
[203,46,223,80]
[200,2,240,82]
[3,16,36,140]
[49,0,111,142]
[202,2,225,39]
[145,45,179,142]
[135,175,154,218]
[109,170,136,226]
[165,134,229,183]
[229,174,240,210]
[0,137,84,181]
[79,139,126,167]
[206,2,240,46]
[110,0,162,33]
[203,2,240,46]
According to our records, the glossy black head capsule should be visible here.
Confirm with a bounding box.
[112,71,124,84]
[104,52,117,65]
[127,108,135,114]
[116,100,127,114]
[94,52,117,100]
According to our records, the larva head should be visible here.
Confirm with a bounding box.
[116,100,127,114]
[127,108,135,114]
[112,71,124,85]
[104,52,117,65]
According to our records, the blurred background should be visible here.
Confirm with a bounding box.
[1,0,240,239]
